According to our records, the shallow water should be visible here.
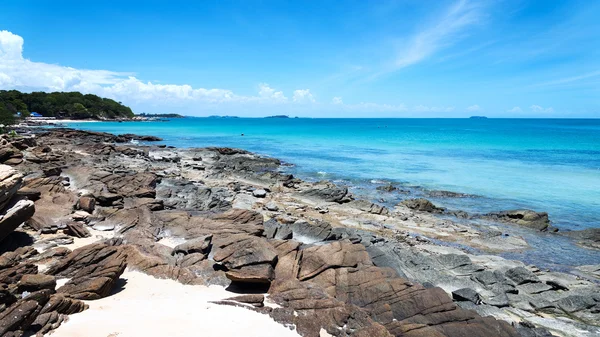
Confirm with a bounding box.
[61,118,600,267]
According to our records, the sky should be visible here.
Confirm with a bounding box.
[0,0,599,117]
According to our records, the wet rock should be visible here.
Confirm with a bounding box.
[116,133,162,142]
[482,210,551,231]
[399,198,444,213]
[562,228,600,250]
[298,181,352,203]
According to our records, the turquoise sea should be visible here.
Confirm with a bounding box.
[64,118,600,268]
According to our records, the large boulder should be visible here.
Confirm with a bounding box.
[482,210,551,231]
[562,228,600,250]
[0,165,23,211]
[0,200,35,242]
[399,198,444,213]
[46,243,127,300]
[298,181,353,203]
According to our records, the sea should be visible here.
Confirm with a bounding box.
[61,118,600,269]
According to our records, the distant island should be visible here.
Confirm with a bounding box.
[0,90,134,123]
[469,116,488,119]
[265,115,290,119]
[136,113,184,118]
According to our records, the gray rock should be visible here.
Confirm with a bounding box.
[505,266,540,285]
[557,295,596,313]
[452,288,481,304]
[517,282,553,294]
[252,189,267,198]
[264,202,278,211]
[399,198,444,213]
[482,210,550,231]
[173,235,212,255]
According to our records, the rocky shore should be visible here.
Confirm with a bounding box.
[0,127,599,337]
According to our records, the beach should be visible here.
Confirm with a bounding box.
[0,126,599,337]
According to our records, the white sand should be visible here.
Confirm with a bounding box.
[50,270,300,337]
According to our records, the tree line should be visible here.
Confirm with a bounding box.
[0,90,134,124]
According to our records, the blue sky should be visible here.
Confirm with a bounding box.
[0,0,599,117]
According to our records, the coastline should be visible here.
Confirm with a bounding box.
[0,126,599,336]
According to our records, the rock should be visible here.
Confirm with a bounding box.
[252,189,267,198]
[116,133,162,142]
[556,295,596,313]
[71,210,90,222]
[298,181,352,203]
[562,228,600,250]
[63,222,91,238]
[224,294,264,307]
[347,199,390,215]
[42,166,62,177]
[77,196,96,213]
[46,243,127,300]
[156,178,231,212]
[0,199,35,242]
[505,267,539,285]
[16,187,41,201]
[288,220,333,243]
[399,198,444,213]
[0,165,23,211]
[213,234,277,284]
[452,288,481,304]
[264,202,279,211]
[483,210,550,231]
[297,240,371,280]
[173,235,212,255]
[17,274,57,292]
[376,184,397,192]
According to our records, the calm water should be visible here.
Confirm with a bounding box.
[63,118,600,267]
[65,118,600,230]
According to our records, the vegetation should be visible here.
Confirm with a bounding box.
[0,103,15,126]
[0,90,134,120]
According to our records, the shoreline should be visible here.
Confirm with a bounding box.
[1,126,599,336]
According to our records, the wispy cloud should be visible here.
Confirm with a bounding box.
[391,0,486,72]
[533,70,600,88]
[467,104,481,112]
[530,105,554,113]
[507,106,522,113]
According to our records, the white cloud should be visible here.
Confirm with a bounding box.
[332,96,343,104]
[292,89,315,103]
[0,30,303,113]
[467,104,481,112]
[530,105,554,113]
[393,0,484,71]
[507,106,522,113]
[258,83,287,102]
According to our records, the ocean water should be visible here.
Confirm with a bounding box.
[62,118,600,266]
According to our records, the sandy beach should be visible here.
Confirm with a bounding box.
[51,270,300,337]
